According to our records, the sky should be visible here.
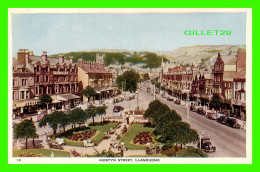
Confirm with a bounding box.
[12,13,246,56]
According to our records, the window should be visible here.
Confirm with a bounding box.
[37,65,40,72]
[26,91,29,99]
[36,76,39,83]
[241,82,244,89]
[20,91,24,99]
[46,76,49,82]
[13,79,15,86]
[235,82,238,89]
[21,79,27,86]
[35,87,38,94]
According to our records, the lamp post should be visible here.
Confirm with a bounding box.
[186,90,190,124]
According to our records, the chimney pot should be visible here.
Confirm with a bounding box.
[59,53,64,64]
[69,56,73,64]
[41,51,47,62]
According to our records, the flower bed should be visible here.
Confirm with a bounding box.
[67,130,96,142]
[133,132,154,145]
[20,153,43,157]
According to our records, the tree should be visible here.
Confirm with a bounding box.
[68,108,88,128]
[39,94,52,109]
[13,119,38,149]
[210,94,223,111]
[116,70,140,92]
[82,86,96,102]
[144,100,171,124]
[38,111,66,138]
[85,108,97,125]
[160,121,199,150]
[59,113,70,132]
[176,146,208,157]
[95,106,107,123]
[155,109,182,133]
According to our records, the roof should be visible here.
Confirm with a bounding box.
[79,62,112,74]
[29,55,72,67]
[58,93,81,100]
[225,56,237,65]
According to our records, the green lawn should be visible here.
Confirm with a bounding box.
[120,123,155,150]
[13,148,70,157]
[62,122,119,147]
[90,122,119,144]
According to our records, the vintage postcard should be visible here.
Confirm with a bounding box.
[8,8,252,164]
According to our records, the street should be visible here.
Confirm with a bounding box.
[13,85,246,158]
[140,85,246,157]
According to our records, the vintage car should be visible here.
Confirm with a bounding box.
[197,137,216,153]
[189,102,197,112]
[161,92,167,98]
[167,96,174,101]
[196,107,206,116]
[174,99,181,105]
[83,140,94,148]
[226,117,241,129]
[205,111,218,120]
[113,106,124,112]
[217,115,228,125]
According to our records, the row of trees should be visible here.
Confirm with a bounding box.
[144,100,199,150]
[38,106,107,138]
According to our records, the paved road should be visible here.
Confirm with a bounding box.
[13,86,246,157]
[140,85,246,158]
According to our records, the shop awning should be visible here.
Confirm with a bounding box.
[13,99,40,108]
[200,94,209,99]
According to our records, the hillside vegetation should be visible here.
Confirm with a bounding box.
[50,51,169,68]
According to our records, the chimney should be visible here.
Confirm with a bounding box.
[29,51,34,56]
[25,52,29,64]
[17,49,29,64]
[41,51,47,62]
[69,56,73,64]
[78,59,83,67]
[59,53,64,64]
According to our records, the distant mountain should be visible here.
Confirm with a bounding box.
[158,45,245,68]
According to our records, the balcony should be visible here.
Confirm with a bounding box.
[53,71,69,75]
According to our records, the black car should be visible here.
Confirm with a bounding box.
[167,97,174,101]
[226,117,241,129]
[217,115,228,125]
[196,108,206,116]
[113,106,124,112]
[174,99,181,105]
[197,137,216,153]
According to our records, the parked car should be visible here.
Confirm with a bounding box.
[190,102,197,112]
[226,117,241,129]
[161,93,167,98]
[167,96,174,101]
[83,140,94,147]
[174,99,181,105]
[217,115,228,125]
[113,106,124,112]
[196,107,205,115]
[197,137,216,153]
[205,112,218,120]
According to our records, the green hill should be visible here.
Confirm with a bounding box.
[50,51,169,68]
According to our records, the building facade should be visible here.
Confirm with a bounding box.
[77,53,115,102]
